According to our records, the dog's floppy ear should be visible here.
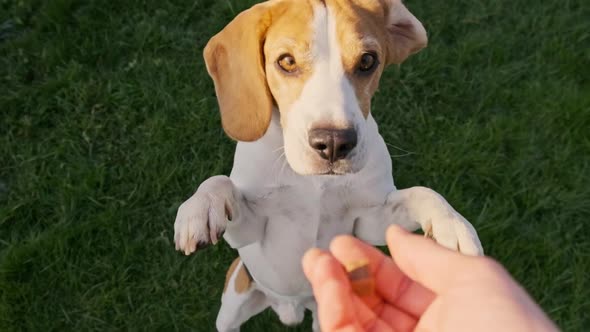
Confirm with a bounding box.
[382,0,427,64]
[203,3,275,142]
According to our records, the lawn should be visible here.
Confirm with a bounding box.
[0,0,588,330]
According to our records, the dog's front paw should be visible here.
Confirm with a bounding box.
[174,176,236,255]
[423,213,483,256]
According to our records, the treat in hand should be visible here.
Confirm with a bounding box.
[345,260,375,297]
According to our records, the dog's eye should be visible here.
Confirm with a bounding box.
[358,53,378,73]
[277,54,298,73]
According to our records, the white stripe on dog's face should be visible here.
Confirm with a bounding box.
[277,5,367,175]
[292,5,363,130]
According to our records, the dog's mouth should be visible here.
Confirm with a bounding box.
[287,160,354,176]
[323,166,347,175]
[287,160,361,176]
[315,161,356,176]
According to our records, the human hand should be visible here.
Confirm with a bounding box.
[302,225,559,332]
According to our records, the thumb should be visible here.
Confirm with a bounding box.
[386,225,478,293]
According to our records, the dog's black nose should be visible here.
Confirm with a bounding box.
[308,128,357,163]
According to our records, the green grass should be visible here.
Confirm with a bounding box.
[0,0,588,330]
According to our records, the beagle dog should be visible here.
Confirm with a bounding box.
[174,0,483,330]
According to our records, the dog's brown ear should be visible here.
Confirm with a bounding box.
[203,3,275,142]
[383,0,427,64]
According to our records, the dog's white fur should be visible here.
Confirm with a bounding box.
[174,1,483,331]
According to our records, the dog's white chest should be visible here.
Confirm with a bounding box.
[233,180,361,296]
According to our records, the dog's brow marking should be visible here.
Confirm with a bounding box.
[276,37,298,48]
[361,36,381,53]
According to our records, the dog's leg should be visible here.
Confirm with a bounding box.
[354,186,483,255]
[174,175,265,255]
[304,300,320,332]
[269,302,305,327]
[216,258,269,332]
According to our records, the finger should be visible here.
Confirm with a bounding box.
[393,281,434,318]
[377,304,417,332]
[304,248,414,331]
[302,248,330,283]
[330,236,434,317]
[352,300,416,332]
[361,316,395,332]
[303,250,362,331]
[387,225,476,293]
[329,236,389,304]
[303,250,386,331]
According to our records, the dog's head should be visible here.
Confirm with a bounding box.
[204,0,427,175]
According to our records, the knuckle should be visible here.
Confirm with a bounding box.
[473,257,505,275]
